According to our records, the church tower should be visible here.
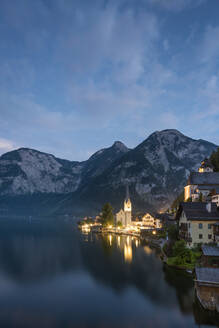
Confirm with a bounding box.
[124,184,132,226]
[198,158,214,173]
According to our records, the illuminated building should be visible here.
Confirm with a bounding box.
[115,184,132,227]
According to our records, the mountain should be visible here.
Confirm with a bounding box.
[0,148,83,195]
[81,141,129,182]
[0,141,128,199]
[0,130,217,215]
[74,130,218,212]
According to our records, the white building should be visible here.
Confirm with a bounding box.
[184,158,219,202]
[115,185,132,227]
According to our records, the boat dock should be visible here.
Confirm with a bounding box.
[195,267,219,312]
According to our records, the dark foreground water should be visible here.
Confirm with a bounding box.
[0,219,218,328]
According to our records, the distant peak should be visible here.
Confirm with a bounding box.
[112,141,124,147]
[155,129,183,135]
[112,141,128,152]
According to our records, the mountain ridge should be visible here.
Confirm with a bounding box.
[0,130,217,215]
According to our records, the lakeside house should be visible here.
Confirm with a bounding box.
[175,202,219,248]
[195,267,219,312]
[184,158,219,202]
[201,245,219,268]
[213,222,219,246]
[133,212,162,230]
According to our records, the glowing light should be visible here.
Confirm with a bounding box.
[135,239,139,247]
[117,236,121,246]
[124,244,132,263]
[109,234,112,246]
[152,230,156,235]
[144,246,152,254]
[108,225,112,229]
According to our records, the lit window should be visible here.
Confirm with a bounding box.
[199,223,203,229]
[199,234,203,239]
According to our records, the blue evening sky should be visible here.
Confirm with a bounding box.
[1,0,219,160]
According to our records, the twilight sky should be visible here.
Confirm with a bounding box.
[1,0,219,160]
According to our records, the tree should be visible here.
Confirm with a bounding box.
[167,224,178,241]
[172,240,192,264]
[101,203,114,226]
[210,148,219,172]
[117,221,122,227]
[173,240,188,257]
[198,192,203,202]
[171,190,184,212]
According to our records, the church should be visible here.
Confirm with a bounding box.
[115,185,132,227]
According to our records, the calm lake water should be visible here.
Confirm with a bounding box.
[0,219,218,328]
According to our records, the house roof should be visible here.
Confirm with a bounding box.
[197,185,219,193]
[175,202,219,221]
[195,267,219,284]
[188,172,219,185]
[201,245,219,257]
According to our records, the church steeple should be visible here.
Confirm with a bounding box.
[125,184,130,202]
[124,184,132,213]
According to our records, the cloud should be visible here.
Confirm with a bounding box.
[200,26,219,64]
[0,0,218,160]
[148,0,206,11]
[0,138,17,155]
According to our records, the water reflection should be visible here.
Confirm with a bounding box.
[0,222,217,328]
[144,245,153,255]
[124,244,132,262]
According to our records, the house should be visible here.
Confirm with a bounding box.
[142,213,162,229]
[175,202,219,247]
[201,245,219,267]
[195,267,219,312]
[213,222,219,246]
[184,158,219,202]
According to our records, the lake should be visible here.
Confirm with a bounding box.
[0,219,218,328]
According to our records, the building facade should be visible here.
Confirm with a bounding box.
[142,213,162,229]
[176,202,219,247]
[184,159,219,202]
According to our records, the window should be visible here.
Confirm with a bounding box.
[199,234,203,239]
[208,234,212,239]
[199,223,203,229]
[188,223,191,228]
[208,224,211,229]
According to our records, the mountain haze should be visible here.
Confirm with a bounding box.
[0,130,217,215]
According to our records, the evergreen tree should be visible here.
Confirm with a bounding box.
[198,192,203,202]
[101,203,114,226]
[210,147,219,171]
[171,190,184,211]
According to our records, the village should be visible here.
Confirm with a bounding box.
[78,158,219,313]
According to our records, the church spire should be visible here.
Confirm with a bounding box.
[126,183,130,201]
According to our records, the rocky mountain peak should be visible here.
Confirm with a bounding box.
[0,130,218,215]
[112,141,129,152]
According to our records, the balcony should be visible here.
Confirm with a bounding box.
[180,223,188,232]
[213,227,219,236]
[179,231,192,243]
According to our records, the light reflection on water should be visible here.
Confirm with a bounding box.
[106,233,141,263]
[0,221,217,328]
